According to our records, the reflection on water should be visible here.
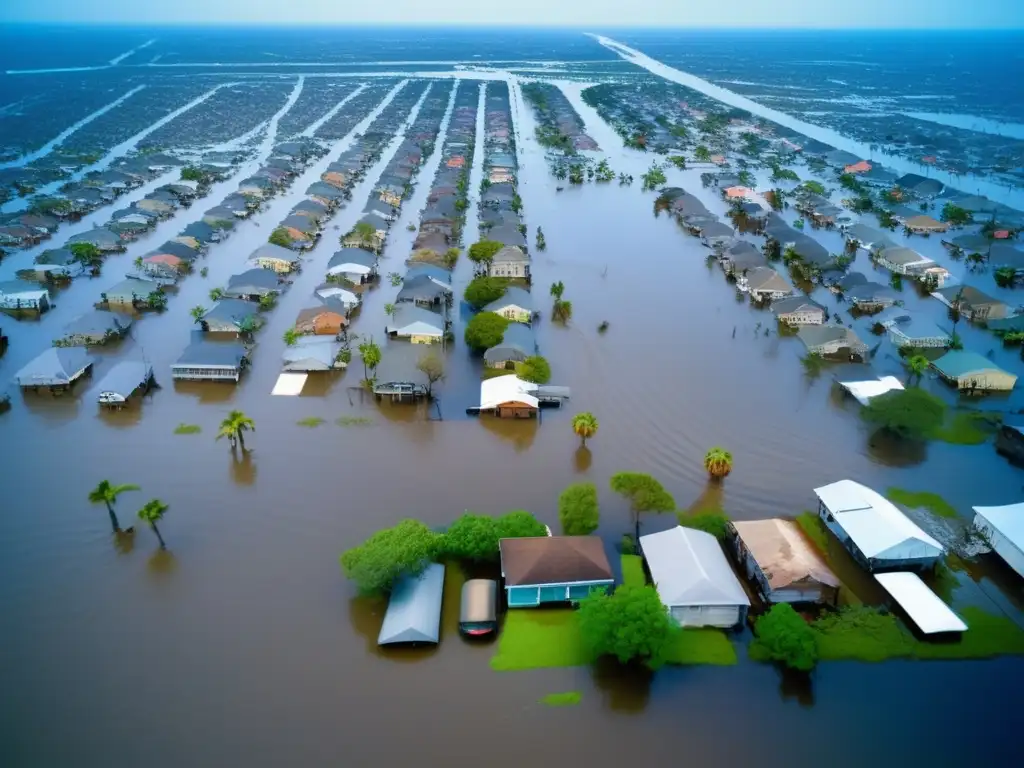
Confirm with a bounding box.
[172,380,239,404]
[776,667,815,708]
[686,481,724,515]
[146,547,178,578]
[97,403,143,429]
[590,657,653,713]
[865,429,928,468]
[112,529,135,556]
[574,445,593,473]
[478,414,539,452]
[229,448,257,486]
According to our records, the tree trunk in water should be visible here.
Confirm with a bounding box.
[633,512,640,553]
[151,523,166,549]
[580,434,587,447]
[106,502,120,533]
[238,431,245,451]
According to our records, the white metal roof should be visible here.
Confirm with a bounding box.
[814,480,943,561]
[874,572,967,634]
[973,503,1024,553]
[378,563,446,645]
[271,372,307,396]
[639,526,750,608]
[839,376,904,406]
[478,374,539,410]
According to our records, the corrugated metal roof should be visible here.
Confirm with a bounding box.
[378,563,445,645]
[874,572,966,634]
[732,519,839,591]
[640,526,749,607]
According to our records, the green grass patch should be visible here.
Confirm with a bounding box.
[813,605,1024,661]
[481,366,513,380]
[540,691,581,707]
[795,511,831,554]
[665,628,738,665]
[297,417,325,428]
[173,423,201,435]
[490,610,589,671]
[885,488,958,519]
[335,416,374,427]
[620,554,646,587]
[929,411,1000,445]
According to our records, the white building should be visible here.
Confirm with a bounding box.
[973,503,1024,579]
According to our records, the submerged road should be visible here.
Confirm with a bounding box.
[592,34,1024,210]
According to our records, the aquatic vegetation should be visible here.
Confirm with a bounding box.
[173,423,201,435]
[794,511,831,555]
[335,416,373,427]
[297,417,325,428]
[540,691,581,707]
[885,488,959,519]
[929,411,1000,445]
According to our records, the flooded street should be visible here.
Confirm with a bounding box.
[3,67,1024,768]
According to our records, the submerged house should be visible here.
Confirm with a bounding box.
[224,269,282,301]
[248,243,301,274]
[0,280,51,312]
[797,325,868,359]
[15,347,92,390]
[499,536,613,607]
[294,304,347,336]
[102,278,162,309]
[396,276,451,309]
[844,223,895,252]
[371,348,429,400]
[639,526,750,629]
[281,337,345,372]
[771,296,825,325]
[874,246,947,284]
[741,266,792,301]
[972,503,1024,579]
[730,519,840,606]
[325,248,378,284]
[877,310,950,349]
[483,323,537,368]
[96,361,155,407]
[385,305,445,344]
[57,310,132,346]
[488,245,531,280]
[476,374,540,419]
[28,248,85,280]
[931,285,1009,322]
[814,479,944,571]
[930,350,1017,392]
[377,563,446,646]
[200,300,262,334]
[482,287,533,324]
[171,338,249,382]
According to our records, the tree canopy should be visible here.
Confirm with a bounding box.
[468,240,503,264]
[861,387,945,439]
[802,180,827,196]
[518,355,551,384]
[750,603,819,671]
[443,513,501,563]
[464,276,507,310]
[495,510,547,538]
[416,350,445,396]
[340,519,443,595]
[464,311,509,351]
[941,203,972,227]
[611,471,675,542]
[558,482,600,536]
[577,585,678,667]
[677,509,730,540]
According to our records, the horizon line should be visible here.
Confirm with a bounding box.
[2,21,1022,31]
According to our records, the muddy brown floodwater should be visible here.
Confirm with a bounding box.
[1,76,1023,768]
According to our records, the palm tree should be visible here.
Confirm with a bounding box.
[572,412,598,447]
[209,287,225,302]
[88,480,141,533]
[283,328,300,346]
[383,303,397,320]
[190,305,207,324]
[137,499,169,549]
[358,339,382,381]
[704,447,733,480]
[550,281,565,300]
[907,354,930,385]
[217,410,256,450]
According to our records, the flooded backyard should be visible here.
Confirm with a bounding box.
[2,27,1024,768]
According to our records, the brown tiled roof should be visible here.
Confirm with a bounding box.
[500,536,613,587]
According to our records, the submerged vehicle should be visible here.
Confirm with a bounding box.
[459,579,498,637]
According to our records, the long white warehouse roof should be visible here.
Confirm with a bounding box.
[814,479,943,561]
[874,572,967,634]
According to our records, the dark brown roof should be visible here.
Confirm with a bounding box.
[500,536,613,587]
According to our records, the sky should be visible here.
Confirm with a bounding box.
[3,0,1023,28]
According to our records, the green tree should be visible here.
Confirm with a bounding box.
[838,172,859,191]
[190,305,207,324]
[269,227,293,248]
[443,513,500,562]
[549,281,565,300]
[415,350,445,397]
[552,298,573,322]
[137,499,169,549]
[572,412,598,446]
[737,170,754,187]
[283,328,300,346]
[751,603,818,671]
[383,302,397,319]
[340,519,443,595]
[217,410,256,450]
[444,247,460,268]
[464,276,507,310]
[88,480,141,533]
[578,585,678,667]
[668,155,687,170]
[694,145,712,162]
[861,388,946,439]
[464,312,509,351]
[941,203,972,227]
[677,509,730,540]
[69,242,103,267]
[352,221,377,250]
[558,482,600,536]
[358,339,382,380]
[610,472,676,543]
[907,354,929,385]
[703,446,733,480]
[209,287,225,302]
[495,510,547,538]
[518,355,551,384]
[468,240,503,265]
[802,180,827,196]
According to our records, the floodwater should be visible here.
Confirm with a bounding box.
[2,71,1024,768]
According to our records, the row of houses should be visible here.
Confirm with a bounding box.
[371,81,479,398]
